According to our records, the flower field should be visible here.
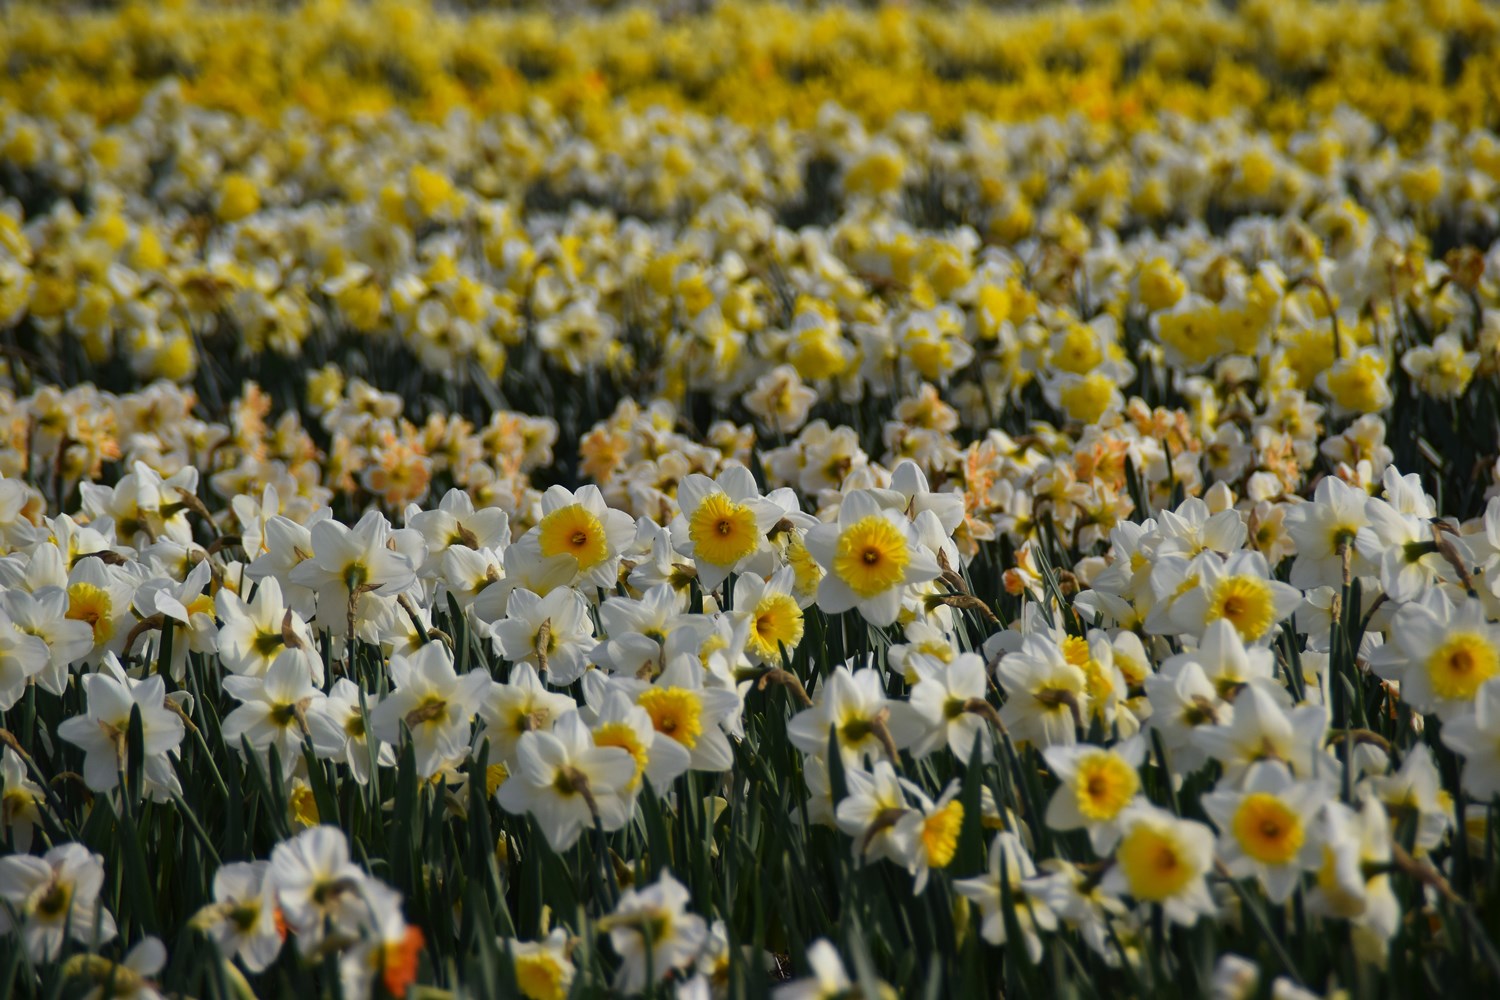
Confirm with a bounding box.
[3,0,1500,996]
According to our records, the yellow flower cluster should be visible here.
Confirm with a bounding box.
[2,0,1498,137]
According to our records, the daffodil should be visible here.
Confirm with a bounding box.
[605,870,708,994]
[0,842,116,961]
[673,466,783,591]
[530,484,635,590]
[953,832,1057,962]
[369,640,490,779]
[494,709,636,852]
[804,489,941,627]
[1102,804,1217,926]
[1043,738,1146,853]
[1371,593,1500,719]
[1202,761,1328,902]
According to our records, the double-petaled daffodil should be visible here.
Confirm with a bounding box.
[1371,593,1500,720]
[953,831,1057,962]
[530,484,634,590]
[0,842,116,961]
[495,709,635,852]
[1202,761,1328,902]
[1043,738,1146,853]
[804,489,942,627]
[1103,804,1217,926]
[370,641,490,779]
[673,466,784,591]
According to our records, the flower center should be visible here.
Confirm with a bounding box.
[1074,752,1139,821]
[688,492,759,567]
[1232,793,1304,864]
[638,687,704,749]
[832,515,911,598]
[537,503,609,571]
[1206,574,1276,640]
[1426,632,1499,701]
[1118,825,1195,901]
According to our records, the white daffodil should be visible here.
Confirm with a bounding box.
[405,487,511,578]
[193,860,284,973]
[305,677,395,786]
[1,746,45,851]
[1370,592,1500,720]
[216,575,318,678]
[0,842,116,961]
[1042,738,1146,853]
[1193,680,1331,785]
[57,654,185,800]
[1202,761,1329,902]
[995,635,1089,749]
[673,465,784,591]
[370,640,490,779]
[787,663,920,768]
[529,484,635,591]
[0,606,49,711]
[1,586,91,695]
[222,645,325,777]
[506,928,576,1000]
[605,870,708,995]
[267,825,369,955]
[1168,550,1301,644]
[1439,676,1500,801]
[288,509,417,641]
[953,831,1056,962]
[622,654,742,772]
[906,651,995,763]
[589,687,691,798]
[733,566,806,667]
[487,586,596,685]
[477,662,579,765]
[804,489,941,627]
[495,709,635,852]
[1102,804,1217,926]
